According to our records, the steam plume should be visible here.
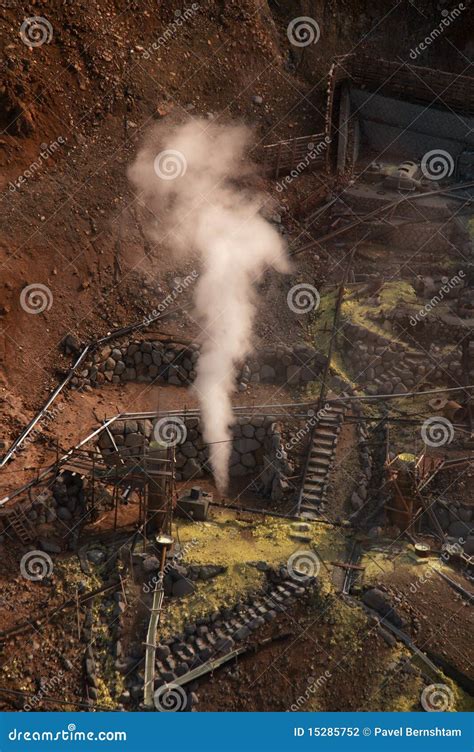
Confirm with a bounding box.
[128,118,289,491]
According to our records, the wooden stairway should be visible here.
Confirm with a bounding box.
[297,404,346,519]
[10,505,36,544]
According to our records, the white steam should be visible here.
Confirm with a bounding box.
[128,118,289,491]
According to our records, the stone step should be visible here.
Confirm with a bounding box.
[300,510,320,520]
[305,476,326,487]
[310,447,334,459]
[313,427,338,439]
[313,435,336,448]
[305,481,328,492]
[306,471,329,486]
[300,504,322,515]
[303,481,324,493]
[319,414,342,424]
[303,492,327,504]
[304,487,325,498]
[306,467,328,479]
[301,491,323,503]
[307,457,329,468]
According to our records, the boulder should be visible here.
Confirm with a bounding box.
[286,365,300,383]
[181,442,198,459]
[87,549,106,565]
[57,506,72,521]
[233,625,251,641]
[125,432,143,448]
[260,365,275,381]
[229,463,247,477]
[62,333,81,355]
[110,420,125,435]
[143,556,160,573]
[463,537,474,556]
[39,538,61,554]
[234,438,260,453]
[198,565,226,581]
[156,645,171,660]
[182,458,202,480]
[169,564,188,582]
[448,521,472,538]
[241,452,256,468]
[362,588,403,628]
[172,579,195,597]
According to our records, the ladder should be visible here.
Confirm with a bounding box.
[10,505,35,544]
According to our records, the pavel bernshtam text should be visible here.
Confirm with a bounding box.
[374,727,461,737]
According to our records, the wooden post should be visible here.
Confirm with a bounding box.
[75,587,81,640]
[318,247,356,409]
[113,481,119,531]
[275,143,282,179]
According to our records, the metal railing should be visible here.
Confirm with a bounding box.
[262,132,327,178]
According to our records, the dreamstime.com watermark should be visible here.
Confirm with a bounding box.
[154,682,188,711]
[154,149,187,180]
[20,16,53,47]
[287,283,321,314]
[153,416,188,447]
[276,404,330,459]
[24,672,64,711]
[421,416,454,447]
[404,537,466,595]
[1,138,66,200]
[287,17,320,47]
[143,271,198,325]
[142,4,200,58]
[289,670,332,711]
[420,148,454,181]
[287,550,321,581]
[8,727,127,742]
[420,683,455,711]
[409,3,465,60]
[440,537,466,560]
[20,550,54,581]
[276,136,331,192]
[409,566,435,595]
[410,270,465,325]
[20,283,54,314]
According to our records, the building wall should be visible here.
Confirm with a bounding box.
[350,88,474,159]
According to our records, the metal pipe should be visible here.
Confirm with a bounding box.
[292,181,474,256]
[0,345,90,467]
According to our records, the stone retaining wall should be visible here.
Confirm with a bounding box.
[97,415,294,499]
[72,339,325,391]
[348,401,373,515]
[341,320,463,395]
[385,311,471,345]
[432,499,474,554]
[121,562,316,708]
[381,222,453,252]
